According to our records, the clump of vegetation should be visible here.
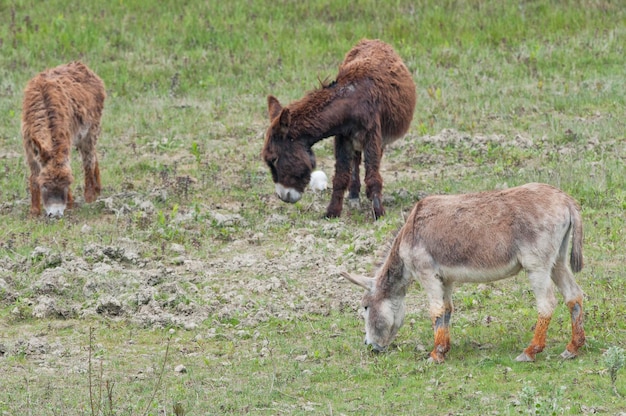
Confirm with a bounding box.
[604,346,626,396]
[517,383,566,415]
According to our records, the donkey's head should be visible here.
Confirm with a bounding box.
[262,95,315,204]
[341,271,406,352]
[39,161,74,218]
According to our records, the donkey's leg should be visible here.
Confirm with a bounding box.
[517,270,557,362]
[348,151,362,206]
[27,157,42,216]
[78,124,102,203]
[326,135,353,218]
[551,262,585,359]
[362,126,385,219]
[423,276,454,363]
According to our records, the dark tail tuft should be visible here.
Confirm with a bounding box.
[570,202,584,273]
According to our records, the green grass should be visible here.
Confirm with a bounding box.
[1,0,626,414]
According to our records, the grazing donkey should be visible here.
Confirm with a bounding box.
[342,183,586,363]
[262,39,416,219]
[22,61,106,218]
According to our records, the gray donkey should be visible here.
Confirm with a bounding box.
[343,183,585,363]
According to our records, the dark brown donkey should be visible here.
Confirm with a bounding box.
[262,39,416,219]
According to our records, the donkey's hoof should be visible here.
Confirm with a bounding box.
[515,352,535,362]
[427,351,445,364]
[560,349,577,360]
[372,197,385,219]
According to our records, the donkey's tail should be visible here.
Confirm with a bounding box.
[569,201,584,273]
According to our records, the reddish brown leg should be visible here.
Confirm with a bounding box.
[562,299,585,359]
[84,159,101,203]
[79,125,102,204]
[517,316,551,362]
[29,173,42,216]
[430,309,452,363]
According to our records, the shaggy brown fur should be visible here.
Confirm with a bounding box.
[344,183,585,363]
[22,61,106,217]
[262,39,416,219]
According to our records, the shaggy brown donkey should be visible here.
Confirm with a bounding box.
[22,61,106,218]
[262,39,416,219]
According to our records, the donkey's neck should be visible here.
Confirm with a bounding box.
[377,234,410,297]
[378,271,410,299]
[287,87,351,146]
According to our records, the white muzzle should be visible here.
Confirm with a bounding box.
[275,183,302,203]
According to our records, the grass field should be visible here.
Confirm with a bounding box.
[1,0,625,414]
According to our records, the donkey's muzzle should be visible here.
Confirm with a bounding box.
[275,183,302,203]
[45,203,66,219]
[365,339,386,353]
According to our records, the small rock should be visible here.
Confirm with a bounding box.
[81,224,92,234]
[33,268,66,294]
[31,246,51,260]
[210,212,244,226]
[15,337,50,355]
[102,246,125,261]
[184,322,197,331]
[170,243,186,254]
[170,256,185,266]
[138,200,155,213]
[0,278,9,293]
[96,296,122,316]
[32,295,58,318]
[174,364,187,373]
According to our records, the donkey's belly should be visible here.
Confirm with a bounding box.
[439,260,523,284]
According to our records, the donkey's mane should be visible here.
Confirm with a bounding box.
[317,76,337,89]
[374,225,403,270]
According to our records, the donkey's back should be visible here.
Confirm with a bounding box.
[405,182,583,279]
[337,39,416,144]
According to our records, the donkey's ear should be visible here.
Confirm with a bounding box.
[341,271,375,291]
[278,107,290,135]
[29,134,52,161]
[267,95,283,120]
